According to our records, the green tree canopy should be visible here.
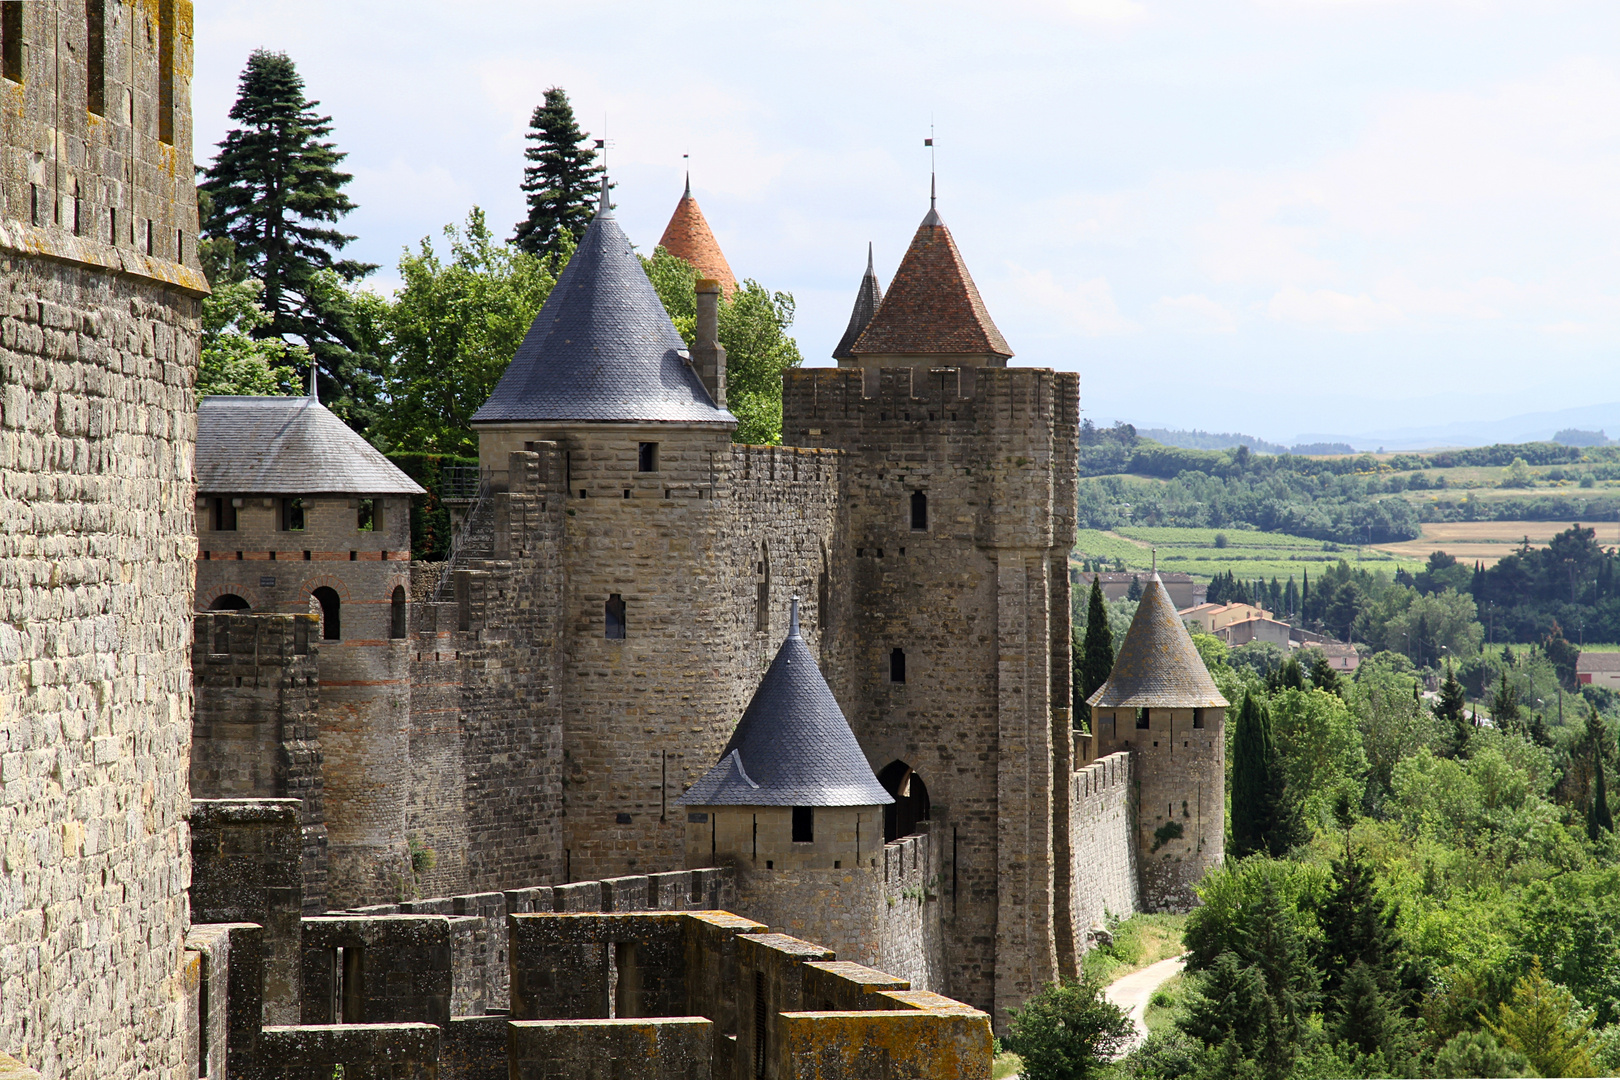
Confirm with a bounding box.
[199,49,378,427]
[641,247,802,444]
[1004,977,1134,1080]
[375,209,571,456]
[196,278,305,400]
[511,87,603,258]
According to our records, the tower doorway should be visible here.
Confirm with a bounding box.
[878,760,930,842]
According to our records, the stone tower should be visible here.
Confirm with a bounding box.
[192,394,426,908]
[782,195,1079,1025]
[678,597,893,961]
[1087,573,1228,911]
[657,173,736,297]
[471,182,746,883]
[0,1,206,1073]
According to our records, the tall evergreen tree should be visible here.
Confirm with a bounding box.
[200,50,377,424]
[1586,705,1613,840]
[1435,663,1470,758]
[1077,577,1115,731]
[512,87,603,257]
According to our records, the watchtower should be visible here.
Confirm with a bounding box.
[471,181,745,883]
[783,196,1079,1024]
[1087,573,1228,910]
[193,394,425,907]
[679,598,893,961]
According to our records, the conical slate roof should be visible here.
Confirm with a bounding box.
[657,174,737,297]
[196,396,425,496]
[850,199,1011,360]
[1087,575,1229,709]
[472,184,735,426]
[678,600,893,808]
[831,243,883,362]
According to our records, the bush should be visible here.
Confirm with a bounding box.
[1430,1030,1529,1078]
[1004,977,1135,1080]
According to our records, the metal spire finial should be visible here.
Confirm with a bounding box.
[597,174,611,216]
[308,360,318,402]
[866,241,874,276]
[789,595,801,639]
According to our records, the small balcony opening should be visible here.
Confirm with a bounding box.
[1135,708,1150,730]
[281,497,305,532]
[910,490,927,531]
[605,594,626,639]
[638,442,658,472]
[889,647,906,684]
[390,586,406,639]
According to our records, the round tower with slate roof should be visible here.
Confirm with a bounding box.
[678,598,895,963]
[471,180,746,883]
[1087,573,1229,911]
[193,393,426,908]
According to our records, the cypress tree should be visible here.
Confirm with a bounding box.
[1126,574,1143,601]
[1435,663,1469,757]
[200,50,377,424]
[1586,706,1613,840]
[511,87,603,257]
[1077,577,1115,731]
[1310,652,1344,697]
[1231,690,1273,858]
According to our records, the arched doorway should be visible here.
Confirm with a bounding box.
[311,587,341,640]
[878,760,930,842]
[209,594,250,611]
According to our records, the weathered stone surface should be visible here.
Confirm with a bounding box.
[508,1017,713,1080]
[0,7,202,1073]
[236,1023,440,1080]
[300,915,454,1027]
[775,1009,993,1080]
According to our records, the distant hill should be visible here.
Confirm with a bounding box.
[1140,428,1290,455]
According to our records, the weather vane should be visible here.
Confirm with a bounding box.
[924,121,936,208]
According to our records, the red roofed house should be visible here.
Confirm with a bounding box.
[1578,651,1620,689]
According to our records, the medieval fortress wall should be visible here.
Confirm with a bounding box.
[1,2,206,1075]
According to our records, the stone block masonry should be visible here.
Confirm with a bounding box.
[783,365,1081,1026]
[191,613,329,912]
[1068,752,1139,937]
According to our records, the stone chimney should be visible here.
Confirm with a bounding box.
[694,278,727,408]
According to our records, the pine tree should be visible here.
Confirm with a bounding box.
[1435,664,1470,758]
[1077,577,1115,731]
[1334,960,1406,1059]
[511,87,603,257]
[1310,653,1344,697]
[1126,574,1143,601]
[200,50,377,422]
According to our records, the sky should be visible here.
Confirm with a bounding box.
[192,1,1620,446]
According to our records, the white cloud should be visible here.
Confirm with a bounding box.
[1266,288,1403,331]
[1002,266,1137,336]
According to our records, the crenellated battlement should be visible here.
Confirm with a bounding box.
[784,365,1077,436]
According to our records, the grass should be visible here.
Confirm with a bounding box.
[992,1050,1024,1079]
[1142,972,1185,1035]
[1075,527,1421,584]
[1081,912,1188,986]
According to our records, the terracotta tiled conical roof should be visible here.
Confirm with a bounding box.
[657,174,737,297]
[677,599,893,808]
[832,243,883,362]
[1087,575,1229,709]
[850,200,1011,361]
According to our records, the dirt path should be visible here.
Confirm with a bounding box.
[1105,953,1186,1052]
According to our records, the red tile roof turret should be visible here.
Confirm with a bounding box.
[657,174,737,297]
[850,203,1011,362]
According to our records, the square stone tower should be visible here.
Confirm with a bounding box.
[784,200,1081,1024]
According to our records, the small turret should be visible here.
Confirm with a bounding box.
[831,243,883,365]
[656,172,738,297]
[1088,574,1228,911]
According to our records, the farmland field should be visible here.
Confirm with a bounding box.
[1371,520,1620,566]
[1074,526,1420,583]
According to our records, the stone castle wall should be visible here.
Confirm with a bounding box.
[782,365,1080,1023]
[191,613,328,912]
[1068,752,1139,935]
[1,1,206,1070]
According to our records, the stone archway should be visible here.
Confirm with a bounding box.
[878,760,931,843]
